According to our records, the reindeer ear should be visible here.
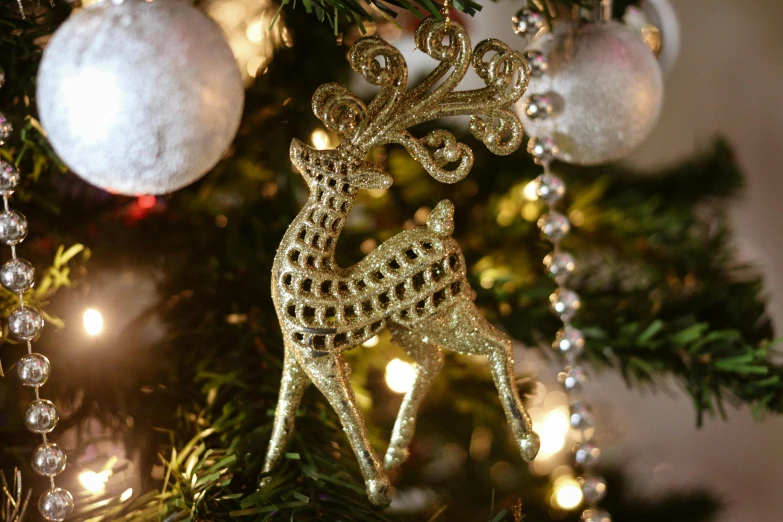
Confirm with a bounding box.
[347,170,393,190]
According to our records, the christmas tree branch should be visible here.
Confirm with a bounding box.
[452,138,781,423]
[277,0,644,33]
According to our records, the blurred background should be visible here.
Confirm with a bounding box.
[514,1,783,521]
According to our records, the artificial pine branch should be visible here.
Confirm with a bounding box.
[276,0,643,34]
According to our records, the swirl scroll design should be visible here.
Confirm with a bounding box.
[469,109,524,156]
[309,16,529,181]
[347,37,408,149]
[390,129,474,184]
[471,39,529,107]
[312,83,368,136]
[349,37,407,88]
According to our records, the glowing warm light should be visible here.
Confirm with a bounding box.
[521,203,540,222]
[83,308,104,336]
[79,470,110,493]
[245,19,265,43]
[385,358,416,394]
[137,195,156,210]
[120,488,133,502]
[204,0,288,84]
[553,477,583,510]
[534,407,571,459]
[311,129,331,150]
[522,180,539,201]
[362,335,380,347]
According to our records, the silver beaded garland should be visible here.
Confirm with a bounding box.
[0,112,11,145]
[534,172,566,203]
[538,211,571,242]
[524,50,548,77]
[38,488,74,522]
[562,366,588,393]
[0,161,21,192]
[9,306,44,340]
[580,475,607,504]
[530,141,611,519]
[581,509,612,522]
[32,443,67,477]
[0,210,28,245]
[544,251,575,283]
[1,64,72,522]
[524,93,554,120]
[1,258,35,292]
[549,288,581,321]
[24,399,59,434]
[528,137,558,164]
[569,401,594,429]
[574,441,601,466]
[512,6,545,38]
[553,325,585,356]
[17,353,51,387]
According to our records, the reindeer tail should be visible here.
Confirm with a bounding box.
[426,200,455,237]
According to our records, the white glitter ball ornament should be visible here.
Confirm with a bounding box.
[519,21,663,165]
[36,0,244,195]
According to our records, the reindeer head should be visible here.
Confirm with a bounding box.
[290,16,530,190]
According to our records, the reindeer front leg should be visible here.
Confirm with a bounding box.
[294,350,391,505]
[262,342,309,480]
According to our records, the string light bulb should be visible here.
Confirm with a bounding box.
[522,180,539,201]
[310,129,331,150]
[83,308,104,336]
[534,407,570,459]
[385,358,416,394]
[78,470,109,494]
[553,476,584,510]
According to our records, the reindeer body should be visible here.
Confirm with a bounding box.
[262,18,540,505]
[274,141,471,354]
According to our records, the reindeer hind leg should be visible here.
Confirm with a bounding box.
[418,299,540,461]
[384,324,444,470]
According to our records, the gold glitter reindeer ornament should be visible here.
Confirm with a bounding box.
[263,15,540,504]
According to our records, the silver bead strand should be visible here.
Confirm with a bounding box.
[512,0,546,38]
[0,65,73,522]
[534,152,611,522]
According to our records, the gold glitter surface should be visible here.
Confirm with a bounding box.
[262,17,539,505]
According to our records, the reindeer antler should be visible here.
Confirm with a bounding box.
[311,17,530,183]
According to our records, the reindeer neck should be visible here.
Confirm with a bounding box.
[283,169,357,272]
